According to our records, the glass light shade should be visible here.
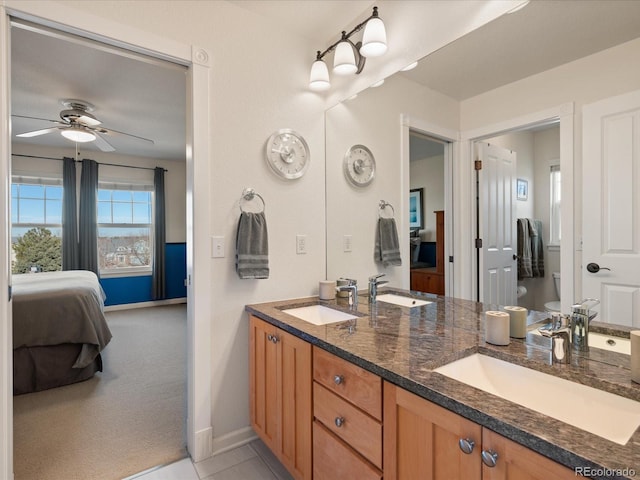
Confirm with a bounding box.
[401,61,418,71]
[61,127,96,143]
[333,40,357,75]
[309,59,330,91]
[359,17,387,57]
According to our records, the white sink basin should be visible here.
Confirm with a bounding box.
[530,329,630,355]
[282,305,357,325]
[434,354,640,445]
[376,294,431,308]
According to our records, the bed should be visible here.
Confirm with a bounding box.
[12,270,112,395]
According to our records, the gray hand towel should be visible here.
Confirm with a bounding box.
[236,211,269,279]
[374,217,402,267]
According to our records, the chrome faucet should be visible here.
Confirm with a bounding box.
[336,278,358,309]
[570,298,600,352]
[368,273,388,303]
[538,313,571,364]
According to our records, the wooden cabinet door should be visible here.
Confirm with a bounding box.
[249,316,312,480]
[249,315,278,450]
[384,381,482,480]
[276,327,312,480]
[481,428,575,480]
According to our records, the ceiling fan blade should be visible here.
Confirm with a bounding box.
[92,126,154,145]
[12,114,66,125]
[16,127,61,138]
[93,132,116,152]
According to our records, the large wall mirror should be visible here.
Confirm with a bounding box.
[325,1,640,327]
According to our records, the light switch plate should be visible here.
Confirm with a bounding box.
[296,234,307,254]
[343,235,352,252]
[212,236,225,258]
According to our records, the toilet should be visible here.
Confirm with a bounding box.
[544,272,561,312]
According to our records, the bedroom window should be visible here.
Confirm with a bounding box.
[11,179,63,273]
[97,185,153,275]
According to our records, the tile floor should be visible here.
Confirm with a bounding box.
[127,439,294,480]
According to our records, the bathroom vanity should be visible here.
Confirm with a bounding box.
[246,291,639,480]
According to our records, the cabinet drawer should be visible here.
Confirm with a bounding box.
[313,382,382,468]
[313,347,382,420]
[313,421,382,480]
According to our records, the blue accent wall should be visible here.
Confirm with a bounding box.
[101,242,186,306]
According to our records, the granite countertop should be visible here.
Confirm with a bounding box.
[246,289,640,480]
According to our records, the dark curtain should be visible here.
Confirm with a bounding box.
[152,167,166,299]
[62,157,79,270]
[78,159,99,275]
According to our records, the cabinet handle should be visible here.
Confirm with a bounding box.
[267,334,273,342]
[458,438,475,454]
[481,449,498,468]
[271,335,279,344]
[334,417,345,428]
[334,375,344,385]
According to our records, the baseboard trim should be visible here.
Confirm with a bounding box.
[104,297,187,312]
[190,426,213,463]
[212,427,257,457]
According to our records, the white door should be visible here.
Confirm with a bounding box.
[478,142,517,306]
[583,90,640,327]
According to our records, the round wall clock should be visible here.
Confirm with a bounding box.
[344,144,375,187]
[265,129,310,180]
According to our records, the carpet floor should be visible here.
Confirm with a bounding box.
[13,303,188,480]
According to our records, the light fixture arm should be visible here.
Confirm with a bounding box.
[315,6,379,61]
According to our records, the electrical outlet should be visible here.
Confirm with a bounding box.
[296,234,307,254]
[343,235,352,252]
[212,236,225,258]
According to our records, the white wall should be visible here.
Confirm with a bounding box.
[410,154,444,242]
[11,144,187,242]
[326,73,458,288]
[461,36,640,303]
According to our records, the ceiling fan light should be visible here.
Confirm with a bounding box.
[61,127,96,143]
[360,17,387,58]
[333,39,358,75]
[309,58,331,91]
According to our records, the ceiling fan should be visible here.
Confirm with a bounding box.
[13,99,154,152]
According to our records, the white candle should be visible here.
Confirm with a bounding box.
[485,311,510,346]
[504,306,528,338]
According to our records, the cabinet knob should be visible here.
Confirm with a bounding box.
[271,335,279,344]
[458,438,475,454]
[334,375,344,385]
[334,417,345,428]
[267,334,273,342]
[481,449,498,468]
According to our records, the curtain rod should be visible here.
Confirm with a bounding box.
[11,154,168,172]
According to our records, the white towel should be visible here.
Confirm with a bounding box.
[236,211,269,279]
[374,217,402,267]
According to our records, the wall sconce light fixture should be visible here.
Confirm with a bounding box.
[309,6,387,91]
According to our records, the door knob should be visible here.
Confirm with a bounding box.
[586,262,611,273]
[481,449,498,467]
[458,438,475,454]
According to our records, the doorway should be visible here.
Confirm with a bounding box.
[408,131,447,295]
[476,124,560,310]
[461,103,572,312]
[0,5,213,478]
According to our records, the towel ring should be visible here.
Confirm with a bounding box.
[240,187,265,213]
[379,200,395,218]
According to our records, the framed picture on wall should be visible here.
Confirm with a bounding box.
[409,188,424,229]
[517,178,528,201]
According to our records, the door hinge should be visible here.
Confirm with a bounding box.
[475,238,483,249]
[449,256,454,263]
[474,160,482,170]
[8,285,11,301]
